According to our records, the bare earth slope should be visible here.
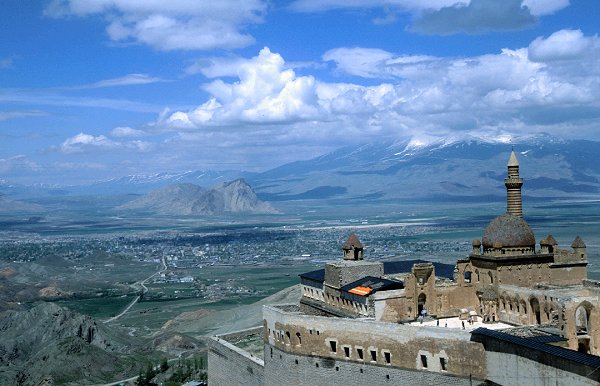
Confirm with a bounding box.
[164,284,301,337]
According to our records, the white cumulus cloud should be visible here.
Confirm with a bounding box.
[110,126,147,137]
[45,0,266,51]
[60,133,152,153]
[522,0,569,16]
[528,29,598,62]
[160,30,600,148]
[165,48,322,127]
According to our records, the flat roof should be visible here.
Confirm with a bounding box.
[409,316,512,332]
[340,276,404,295]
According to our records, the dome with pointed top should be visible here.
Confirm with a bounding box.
[482,214,535,249]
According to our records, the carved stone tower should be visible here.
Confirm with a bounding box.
[505,150,523,218]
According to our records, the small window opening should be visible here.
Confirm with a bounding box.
[440,357,447,371]
[386,374,390,380]
[295,359,298,365]
[335,366,339,371]
[384,351,391,364]
[315,363,319,368]
[420,354,428,368]
[329,340,337,353]
[296,332,302,345]
[344,346,350,358]
[357,348,364,360]
[360,368,363,373]
[370,350,377,362]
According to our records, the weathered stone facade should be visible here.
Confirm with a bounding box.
[209,151,600,385]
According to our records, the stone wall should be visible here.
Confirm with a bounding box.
[473,332,600,386]
[485,350,598,386]
[263,305,487,381]
[264,344,479,386]
[208,335,264,386]
[374,274,478,322]
[324,260,383,289]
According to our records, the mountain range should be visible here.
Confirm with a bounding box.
[2,135,600,209]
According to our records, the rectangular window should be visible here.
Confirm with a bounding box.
[370,350,377,362]
[344,346,350,358]
[384,351,391,364]
[420,354,428,368]
[329,340,337,353]
[357,348,364,360]
[440,357,447,371]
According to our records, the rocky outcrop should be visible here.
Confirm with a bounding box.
[0,303,140,385]
[118,179,277,215]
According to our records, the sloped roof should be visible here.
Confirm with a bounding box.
[546,234,558,245]
[343,233,363,249]
[299,269,324,282]
[572,235,586,248]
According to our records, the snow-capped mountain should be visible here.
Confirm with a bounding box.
[2,135,599,209]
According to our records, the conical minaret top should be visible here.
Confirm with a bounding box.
[505,150,523,217]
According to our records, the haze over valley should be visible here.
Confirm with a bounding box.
[2,1,600,385]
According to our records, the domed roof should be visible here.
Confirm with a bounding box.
[482,214,535,249]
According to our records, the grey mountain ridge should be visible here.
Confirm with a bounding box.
[117,178,278,215]
[2,135,600,203]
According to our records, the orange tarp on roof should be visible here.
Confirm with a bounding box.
[348,286,372,296]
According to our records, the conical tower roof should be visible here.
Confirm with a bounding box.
[571,235,586,248]
[343,233,363,250]
[508,150,519,167]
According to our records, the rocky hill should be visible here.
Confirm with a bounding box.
[0,302,154,385]
[117,179,277,215]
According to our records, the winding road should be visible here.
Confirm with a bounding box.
[104,255,167,324]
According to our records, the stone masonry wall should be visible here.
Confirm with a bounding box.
[264,344,478,386]
[208,336,264,386]
[485,349,599,386]
[263,305,487,381]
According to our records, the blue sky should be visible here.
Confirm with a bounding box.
[1,0,599,185]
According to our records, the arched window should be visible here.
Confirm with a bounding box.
[418,293,427,316]
[530,298,541,324]
[464,271,472,283]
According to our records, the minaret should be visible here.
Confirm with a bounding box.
[505,150,523,217]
